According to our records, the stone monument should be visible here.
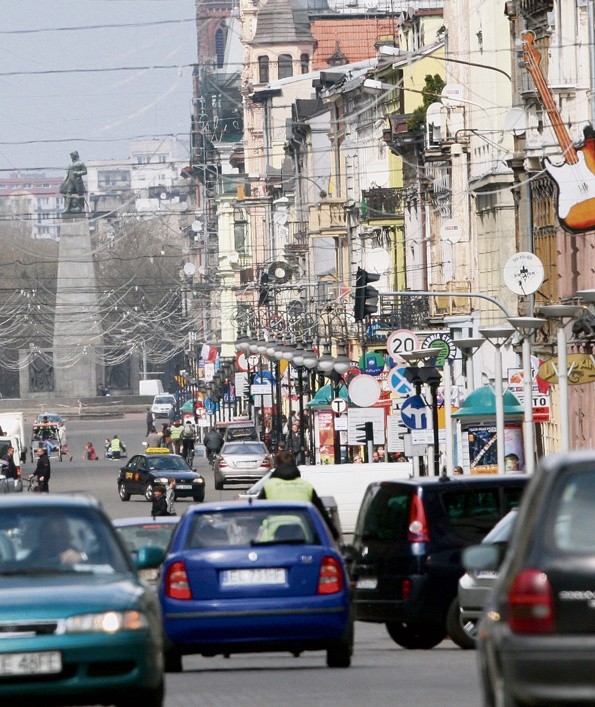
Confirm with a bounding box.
[52,151,104,398]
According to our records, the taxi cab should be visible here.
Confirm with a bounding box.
[117,448,205,504]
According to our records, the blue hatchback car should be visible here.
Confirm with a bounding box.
[158,500,353,670]
[0,495,164,706]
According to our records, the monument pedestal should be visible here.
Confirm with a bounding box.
[53,217,104,398]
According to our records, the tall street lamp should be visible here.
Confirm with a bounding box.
[451,337,485,393]
[507,316,546,475]
[536,305,583,452]
[478,325,515,474]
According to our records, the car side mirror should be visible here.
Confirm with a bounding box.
[462,544,502,573]
[135,545,165,570]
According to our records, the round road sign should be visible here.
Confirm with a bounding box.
[386,329,419,362]
[331,397,348,415]
[348,374,381,408]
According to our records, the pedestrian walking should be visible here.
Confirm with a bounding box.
[1,446,19,479]
[145,426,161,448]
[151,484,170,517]
[30,446,51,492]
[146,407,154,436]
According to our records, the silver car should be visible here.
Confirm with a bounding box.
[213,441,271,490]
[456,509,517,646]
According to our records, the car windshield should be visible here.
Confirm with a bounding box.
[0,507,131,576]
[222,442,267,456]
[226,426,258,441]
[154,397,175,405]
[116,522,178,554]
[36,414,62,423]
[146,456,190,471]
[186,509,319,548]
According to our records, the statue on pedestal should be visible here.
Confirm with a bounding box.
[60,150,87,215]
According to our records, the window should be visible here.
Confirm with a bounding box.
[300,54,310,74]
[136,155,150,164]
[278,54,293,80]
[551,471,595,553]
[215,28,225,69]
[258,56,269,84]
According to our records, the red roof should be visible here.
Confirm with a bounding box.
[311,17,398,70]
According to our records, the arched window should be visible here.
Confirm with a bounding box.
[300,54,310,74]
[258,56,269,84]
[278,54,293,80]
[215,28,225,69]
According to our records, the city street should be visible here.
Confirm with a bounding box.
[28,412,485,707]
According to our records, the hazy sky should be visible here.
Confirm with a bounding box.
[0,0,197,174]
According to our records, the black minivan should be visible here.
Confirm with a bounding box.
[348,474,528,649]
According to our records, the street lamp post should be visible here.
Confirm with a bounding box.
[536,305,583,452]
[507,317,546,475]
[478,325,515,474]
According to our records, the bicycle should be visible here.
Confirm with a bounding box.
[27,476,40,492]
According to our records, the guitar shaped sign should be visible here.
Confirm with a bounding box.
[521,31,595,234]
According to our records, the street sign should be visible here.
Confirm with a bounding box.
[358,351,385,376]
[532,393,551,423]
[348,374,381,407]
[422,333,454,366]
[386,329,419,362]
[250,383,271,395]
[400,395,429,430]
[331,397,348,415]
[347,408,385,445]
[386,415,405,453]
[388,366,413,396]
[334,414,348,431]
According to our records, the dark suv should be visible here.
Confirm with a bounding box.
[466,452,595,706]
[348,474,528,649]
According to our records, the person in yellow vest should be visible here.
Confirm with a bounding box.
[258,451,339,540]
[169,420,183,455]
[109,434,125,460]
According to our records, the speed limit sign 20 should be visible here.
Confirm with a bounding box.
[386,329,419,362]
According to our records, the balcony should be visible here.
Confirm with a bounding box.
[308,198,347,236]
[361,187,405,221]
[285,220,309,256]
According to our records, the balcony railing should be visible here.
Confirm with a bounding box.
[362,187,405,220]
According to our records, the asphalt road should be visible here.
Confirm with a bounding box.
[27,413,483,707]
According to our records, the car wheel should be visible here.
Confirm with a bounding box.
[385,621,446,649]
[116,680,164,707]
[326,618,353,668]
[118,484,131,502]
[446,596,476,649]
[214,472,224,491]
[164,651,183,673]
[193,491,205,503]
[145,484,154,502]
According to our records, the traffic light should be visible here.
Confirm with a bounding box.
[354,267,380,320]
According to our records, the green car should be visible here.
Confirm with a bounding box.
[0,495,164,706]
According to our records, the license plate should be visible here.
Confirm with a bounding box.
[236,461,256,468]
[356,577,378,590]
[0,651,62,676]
[221,568,286,586]
[176,484,191,490]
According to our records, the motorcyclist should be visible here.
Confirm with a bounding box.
[203,427,224,462]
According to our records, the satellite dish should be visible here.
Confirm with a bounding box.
[366,248,391,275]
[191,220,202,232]
[183,262,196,277]
[440,218,463,243]
[504,107,527,137]
[160,192,167,200]
[441,84,465,106]
[268,261,292,284]
[503,252,545,295]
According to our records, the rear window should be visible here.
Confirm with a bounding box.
[354,486,412,542]
[222,442,266,455]
[550,471,595,554]
[186,509,320,548]
[442,489,500,537]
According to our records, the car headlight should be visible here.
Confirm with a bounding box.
[157,477,169,484]
[193,478,205,484]
[62,610,148,634]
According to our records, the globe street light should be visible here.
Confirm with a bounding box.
[478,325,515,474]
[507,316,546,475]
[536,304,583,452]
